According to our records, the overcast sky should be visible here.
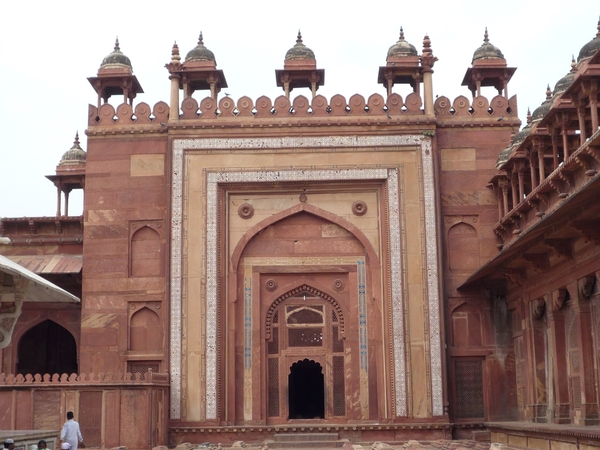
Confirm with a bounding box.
[0,0,598,218]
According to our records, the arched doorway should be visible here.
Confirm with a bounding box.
[17,320,77,375]
[289,359,324,419]
[267,290,346,421]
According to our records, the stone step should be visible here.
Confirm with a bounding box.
[266,434,346,449]
[273,433,340,442]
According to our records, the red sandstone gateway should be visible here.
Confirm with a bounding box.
[1,21,600,449]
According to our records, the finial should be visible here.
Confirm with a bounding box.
[114,37,120,52]
[570,54,577,72]
[597,16,600,37]
[171,41,181,62]
[74,132,80,146]
[546,84,552,100]
[399,26,405,40]
[198,31,204,46]
[526,108,532,123]
[483,27,489,43]
[296,30,303,44]
[423,34,432,55]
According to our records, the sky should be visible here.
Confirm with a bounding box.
[0,0,598,218]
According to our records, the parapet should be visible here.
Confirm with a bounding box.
[87,93,518,128]
[0,370,169,385]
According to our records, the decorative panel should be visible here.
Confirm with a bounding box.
[79,391,102,447]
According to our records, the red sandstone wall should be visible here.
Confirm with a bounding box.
[435,126,519,422]
[80,134,169,374]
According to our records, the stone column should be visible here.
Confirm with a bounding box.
[169,75,180,121]
[572,276,599,425]
[577,100,588,146]
[547,288,570,423]
[530,297,549,422]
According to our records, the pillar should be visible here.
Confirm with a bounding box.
[547,288,570,423]
[169,75,180,121]
[571,276,599,425]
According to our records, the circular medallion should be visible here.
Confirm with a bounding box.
[352,200,368,216]
[238,203,254,219]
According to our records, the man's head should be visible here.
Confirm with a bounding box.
[61,444,71,450]
[67,411,74,420]
[38,441,47,450]
[4,439,14,450]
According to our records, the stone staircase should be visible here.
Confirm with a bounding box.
[265,432,348,449]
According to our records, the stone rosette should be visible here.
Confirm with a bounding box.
[238,203,255,219]
[352,200,368,216]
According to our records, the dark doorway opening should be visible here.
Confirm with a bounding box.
[288,358,324,419]
[17,320,78,375]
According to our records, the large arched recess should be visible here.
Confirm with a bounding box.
[17,319,78,375]
[230,202,380,273]
[225,202,385,423]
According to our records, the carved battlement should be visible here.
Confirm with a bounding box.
[87,92,518,127]
[0,370,169,386]
[434,94,518,119]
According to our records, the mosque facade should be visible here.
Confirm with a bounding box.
[1,21,600,450]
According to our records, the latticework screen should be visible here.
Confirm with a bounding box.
[333,355,345,416]
[268,358,279,416]
[454,359,485,419]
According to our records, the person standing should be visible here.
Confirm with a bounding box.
[60,411,83,450]
[3,439,15,450]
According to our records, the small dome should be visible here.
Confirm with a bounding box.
[59,133,86,165]
[101,38,132,68]
[496,145,514,168]
[512,124,532,147]
[185,32,216,63]
[285,31,315,60]
[531,86,553,122]
[577,17,600,62]
[553,57,577,96]
[387,27,418,58]
[472,28,504,63]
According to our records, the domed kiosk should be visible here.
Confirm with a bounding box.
[275,31,324,98]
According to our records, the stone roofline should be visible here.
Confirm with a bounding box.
[86,92,519,129]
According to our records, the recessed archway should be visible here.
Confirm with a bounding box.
[288,359,325,419]
[17,320,77,375]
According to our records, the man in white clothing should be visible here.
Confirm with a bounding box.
[60,411,83,450]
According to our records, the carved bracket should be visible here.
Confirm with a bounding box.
[532,297,547,320]
[578,275,597,301]
[522,253,550,272]
[544,238,574,260]
[572,220,600,246]
[552,288,568,311]
[500,267,526,286]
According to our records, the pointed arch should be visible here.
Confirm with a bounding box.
[17,319,77,375]
[265,283,346,340]
[231,202,379,273]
